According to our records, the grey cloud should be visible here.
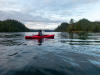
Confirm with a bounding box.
[0,0,100,29]
[0,11,60,23]
[0,0,100,23]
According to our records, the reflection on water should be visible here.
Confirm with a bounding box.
[59,32,100,45]
[37,39,43,45]
[0,33,24,46]
[0,32,100,75]
[59,32,89,40]
[77,32,89,40]
[25,38,54,46]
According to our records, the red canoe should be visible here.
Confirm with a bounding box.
[25,35,54,39]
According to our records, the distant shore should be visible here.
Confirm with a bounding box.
[55,18,100,32]
[0,19,29,32]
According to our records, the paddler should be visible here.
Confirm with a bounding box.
[38,30,43,36]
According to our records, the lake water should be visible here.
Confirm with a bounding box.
[0,32,100,75]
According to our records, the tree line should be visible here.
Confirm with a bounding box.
[55,18,100,32]
[0,19,29,32]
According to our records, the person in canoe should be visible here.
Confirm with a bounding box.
[38,30,43,36]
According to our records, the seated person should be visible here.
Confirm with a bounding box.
[38,30,43,36]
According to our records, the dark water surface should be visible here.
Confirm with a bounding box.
[0,32,100,75]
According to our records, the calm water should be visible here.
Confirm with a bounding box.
[0,32,100,75]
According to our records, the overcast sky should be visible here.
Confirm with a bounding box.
[0,0,100,29]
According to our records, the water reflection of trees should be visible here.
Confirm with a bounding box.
[0,33,24,46]
[59,32,90,45]
[77,32,89,40]
[59,32,89,40]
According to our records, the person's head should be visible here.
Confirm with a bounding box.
[39,30,42,32]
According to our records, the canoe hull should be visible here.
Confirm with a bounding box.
[25,35,54,39]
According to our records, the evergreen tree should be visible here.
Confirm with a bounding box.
[55,18,100,32]
[0,19,30,32]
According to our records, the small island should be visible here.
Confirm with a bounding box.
[55,18,100,32]
[0,19,29,32]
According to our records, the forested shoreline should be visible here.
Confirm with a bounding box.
[55,19,100,32]
[0,19,29,32]
[1,18,100,32]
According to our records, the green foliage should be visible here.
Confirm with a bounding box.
[55,22,69,32]
[55,18,100,32]
[70,19,74,24]
[0,19,29,32]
